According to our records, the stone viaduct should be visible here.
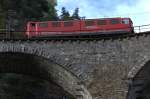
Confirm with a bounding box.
[0,33,150,99]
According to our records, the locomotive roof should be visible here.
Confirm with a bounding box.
[28,17,132,23]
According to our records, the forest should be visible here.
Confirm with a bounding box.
[0,0,80,30]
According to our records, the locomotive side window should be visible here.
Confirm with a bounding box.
[85,20,94,26]
[97,20,107,25]
[52,22,61,27]
[122,19,129,24]
[110,19,120,24]
[64,21,73,27]
[39,23,48,28]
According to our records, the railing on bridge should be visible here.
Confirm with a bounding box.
[0,29,11,39]
[134,24,150,33]
[0,29,26,39]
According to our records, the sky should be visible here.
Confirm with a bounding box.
[56,0,150,32]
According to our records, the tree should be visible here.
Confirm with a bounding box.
[40,0,58,21]
[0,8,5,29]
[46,2,58,21]
[0,0,58,31]
[60,7,71,20]
[0,0,49,19]
[72,8,80,20]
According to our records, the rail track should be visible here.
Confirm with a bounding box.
[0,31,149,41]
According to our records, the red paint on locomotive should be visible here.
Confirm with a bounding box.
[25,17,133,38]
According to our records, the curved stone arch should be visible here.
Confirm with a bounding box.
[128,57,150,79]
[127,58,150,99]
[0,43,92,99]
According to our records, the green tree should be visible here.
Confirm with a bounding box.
[40,0,58,21]
[41,1,58,21]
[0,1,6,29]
[47,3,58,20]
[0,10,5,29]
[0,0,58,38]
[72,8,80,20]
[60,7,71,20]
[0,0,49,19]
[0,0,58,31]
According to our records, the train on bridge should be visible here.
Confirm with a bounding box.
[25,17,134,38]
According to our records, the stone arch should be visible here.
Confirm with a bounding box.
[128,58,150,79]
[127,60,150,99]
[0,43,92,99]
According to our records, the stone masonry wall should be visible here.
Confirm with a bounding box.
[0,34,150,99]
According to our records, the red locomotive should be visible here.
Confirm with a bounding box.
[25,17,134,38]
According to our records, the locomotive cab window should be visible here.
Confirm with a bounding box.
[110,19,120,24]
[122,19,129,24]
[85,20,94,26]
[39,23,48,28]
[64,21,73,27]
[97,20,107,25]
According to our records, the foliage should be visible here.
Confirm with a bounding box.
[72,8,80,20]
[40,2,58,21]
[0,0,82,31]
[0,0,58,31]
[60,7,71,20]
[0,5,5,28]
[47,3,58,21]
[60,7,80,20]
[0,13,5,29]
[0,0,49,19]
